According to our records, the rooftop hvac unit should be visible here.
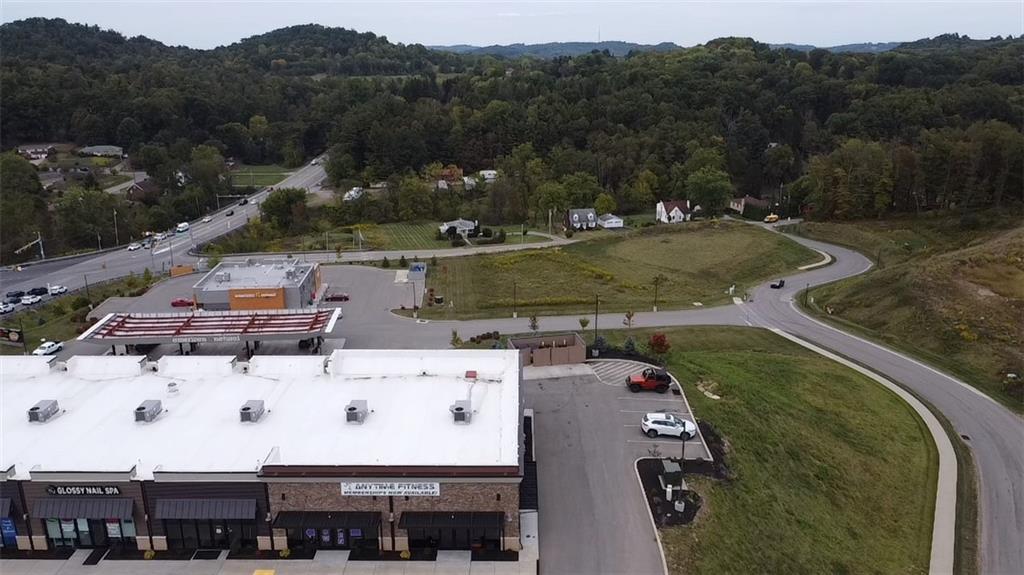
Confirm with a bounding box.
[450,400,472,424]
[345,400,368,424]
[134,399,163,422]
[28,400,59,423]
[240,400,265,423]
[214,272,231,283]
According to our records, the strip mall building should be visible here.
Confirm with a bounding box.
[0,350,521,555]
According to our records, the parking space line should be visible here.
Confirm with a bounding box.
[616,397,680,402]
[626,439,684,445]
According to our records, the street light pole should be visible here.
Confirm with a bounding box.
[96,231,102,250]
[113,209,119,245]
[512,280,517,319]
[593,294,599,341]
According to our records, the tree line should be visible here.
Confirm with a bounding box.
[1,20,1021,261]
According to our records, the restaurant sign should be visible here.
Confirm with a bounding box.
[47,485,121,496]
[341,482,440,497]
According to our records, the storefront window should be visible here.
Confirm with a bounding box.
[45,519,61,540]
[121,518,136,538]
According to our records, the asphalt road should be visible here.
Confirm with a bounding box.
[0,160,327,301]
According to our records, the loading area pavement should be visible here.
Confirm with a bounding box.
[522,361,712,575]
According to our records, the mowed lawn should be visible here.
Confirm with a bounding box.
[230,164,293,187]
[421,221,817,319]
[600,327,936,575]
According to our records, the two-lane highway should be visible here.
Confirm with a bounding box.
[0,160,326,298]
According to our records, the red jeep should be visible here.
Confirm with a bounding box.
[627,367,672,393]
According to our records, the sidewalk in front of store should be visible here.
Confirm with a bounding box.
[0,548,538,574]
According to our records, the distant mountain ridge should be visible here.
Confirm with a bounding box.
[770,42,901,53]
[430,41,682,58]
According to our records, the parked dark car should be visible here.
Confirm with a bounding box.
[239,198,249,206]
[28,287,49,296]
[5,290,25,299]
[769,279,786,289]
[324,292,350,302]
[225,209,235,216]
[4,296,21,305]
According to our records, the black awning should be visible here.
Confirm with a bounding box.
[153,499,256,520]
[0,498,10,517]
[31,498,133,520]
[273,511,380,530]
[398,511,503,530]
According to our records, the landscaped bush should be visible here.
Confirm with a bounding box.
[451,237,467,247]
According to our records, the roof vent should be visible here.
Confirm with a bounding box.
[346,400,368,424]
[465,370,478,380]
[240,400,265,423]
[166,382,179,395]
[450,400,472,424]
[28,400,59,423]
[134,400,163,422]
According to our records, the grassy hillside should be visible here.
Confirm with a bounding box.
[789,215,1023,411]
[599,327,935,575]
[421,221,818,319]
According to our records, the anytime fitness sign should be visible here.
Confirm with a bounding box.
[341,482,440,497]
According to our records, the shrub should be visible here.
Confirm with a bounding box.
[451,237,466,247]
[381,257,391,268]
[450,329,462,347]
[593,335,608,351]
[278,548,291,559]
[482,227,493,238]
[649,333,671,354]
[70,296,90,310]
[143,550,156,560]
[565,228,574,238]
[623,336,637,354]
[399,255,408,268]
[430,255,438,266]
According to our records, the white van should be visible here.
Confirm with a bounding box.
[176,222,190,233]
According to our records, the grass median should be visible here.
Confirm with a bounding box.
[597,327,936,575]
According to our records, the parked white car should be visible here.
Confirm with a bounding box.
[176,222,190,233]
[0,302,15,314]
[127,242,142,251]
[48,285,67,295]
[201,216,212,223]
[20,295,42,305]
[32,340,63,355]
[640,413,697,440]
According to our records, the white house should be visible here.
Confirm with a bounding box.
[656,200,693,223]
[479,170,498,182]
[439,219,477,235]
[597,214,624,229]
[436,180,450,191]
[343,187,365,202]
[566,208,598,230]
[463,176,478,190]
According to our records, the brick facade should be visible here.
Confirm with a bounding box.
[267,480,521,551]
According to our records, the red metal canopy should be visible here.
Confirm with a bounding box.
[78,309,340,345]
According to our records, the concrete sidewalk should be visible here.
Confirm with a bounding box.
[1,549,536,575]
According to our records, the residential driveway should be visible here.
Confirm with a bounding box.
[523,362,707,575]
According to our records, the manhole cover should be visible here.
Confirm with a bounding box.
[960,434,971,441]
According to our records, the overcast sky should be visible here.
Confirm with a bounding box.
[2,1,1020,49]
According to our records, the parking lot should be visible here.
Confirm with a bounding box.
[524,361,711,575]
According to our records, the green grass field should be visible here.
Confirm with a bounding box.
[788,215,1023,412]
[229,164,294,187]
[420,221,818,319]
[598,327,935,575]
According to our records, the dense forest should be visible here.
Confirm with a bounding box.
[1,19,1022,262]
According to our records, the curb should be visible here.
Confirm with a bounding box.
[797,249,833,270]
[634,457,670,575]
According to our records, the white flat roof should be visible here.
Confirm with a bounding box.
[0,350,520,480]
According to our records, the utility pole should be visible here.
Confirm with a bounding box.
[96,231,102,250]
[113,209,119,246]
[83,274,91,299]
[593,294,599,341]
